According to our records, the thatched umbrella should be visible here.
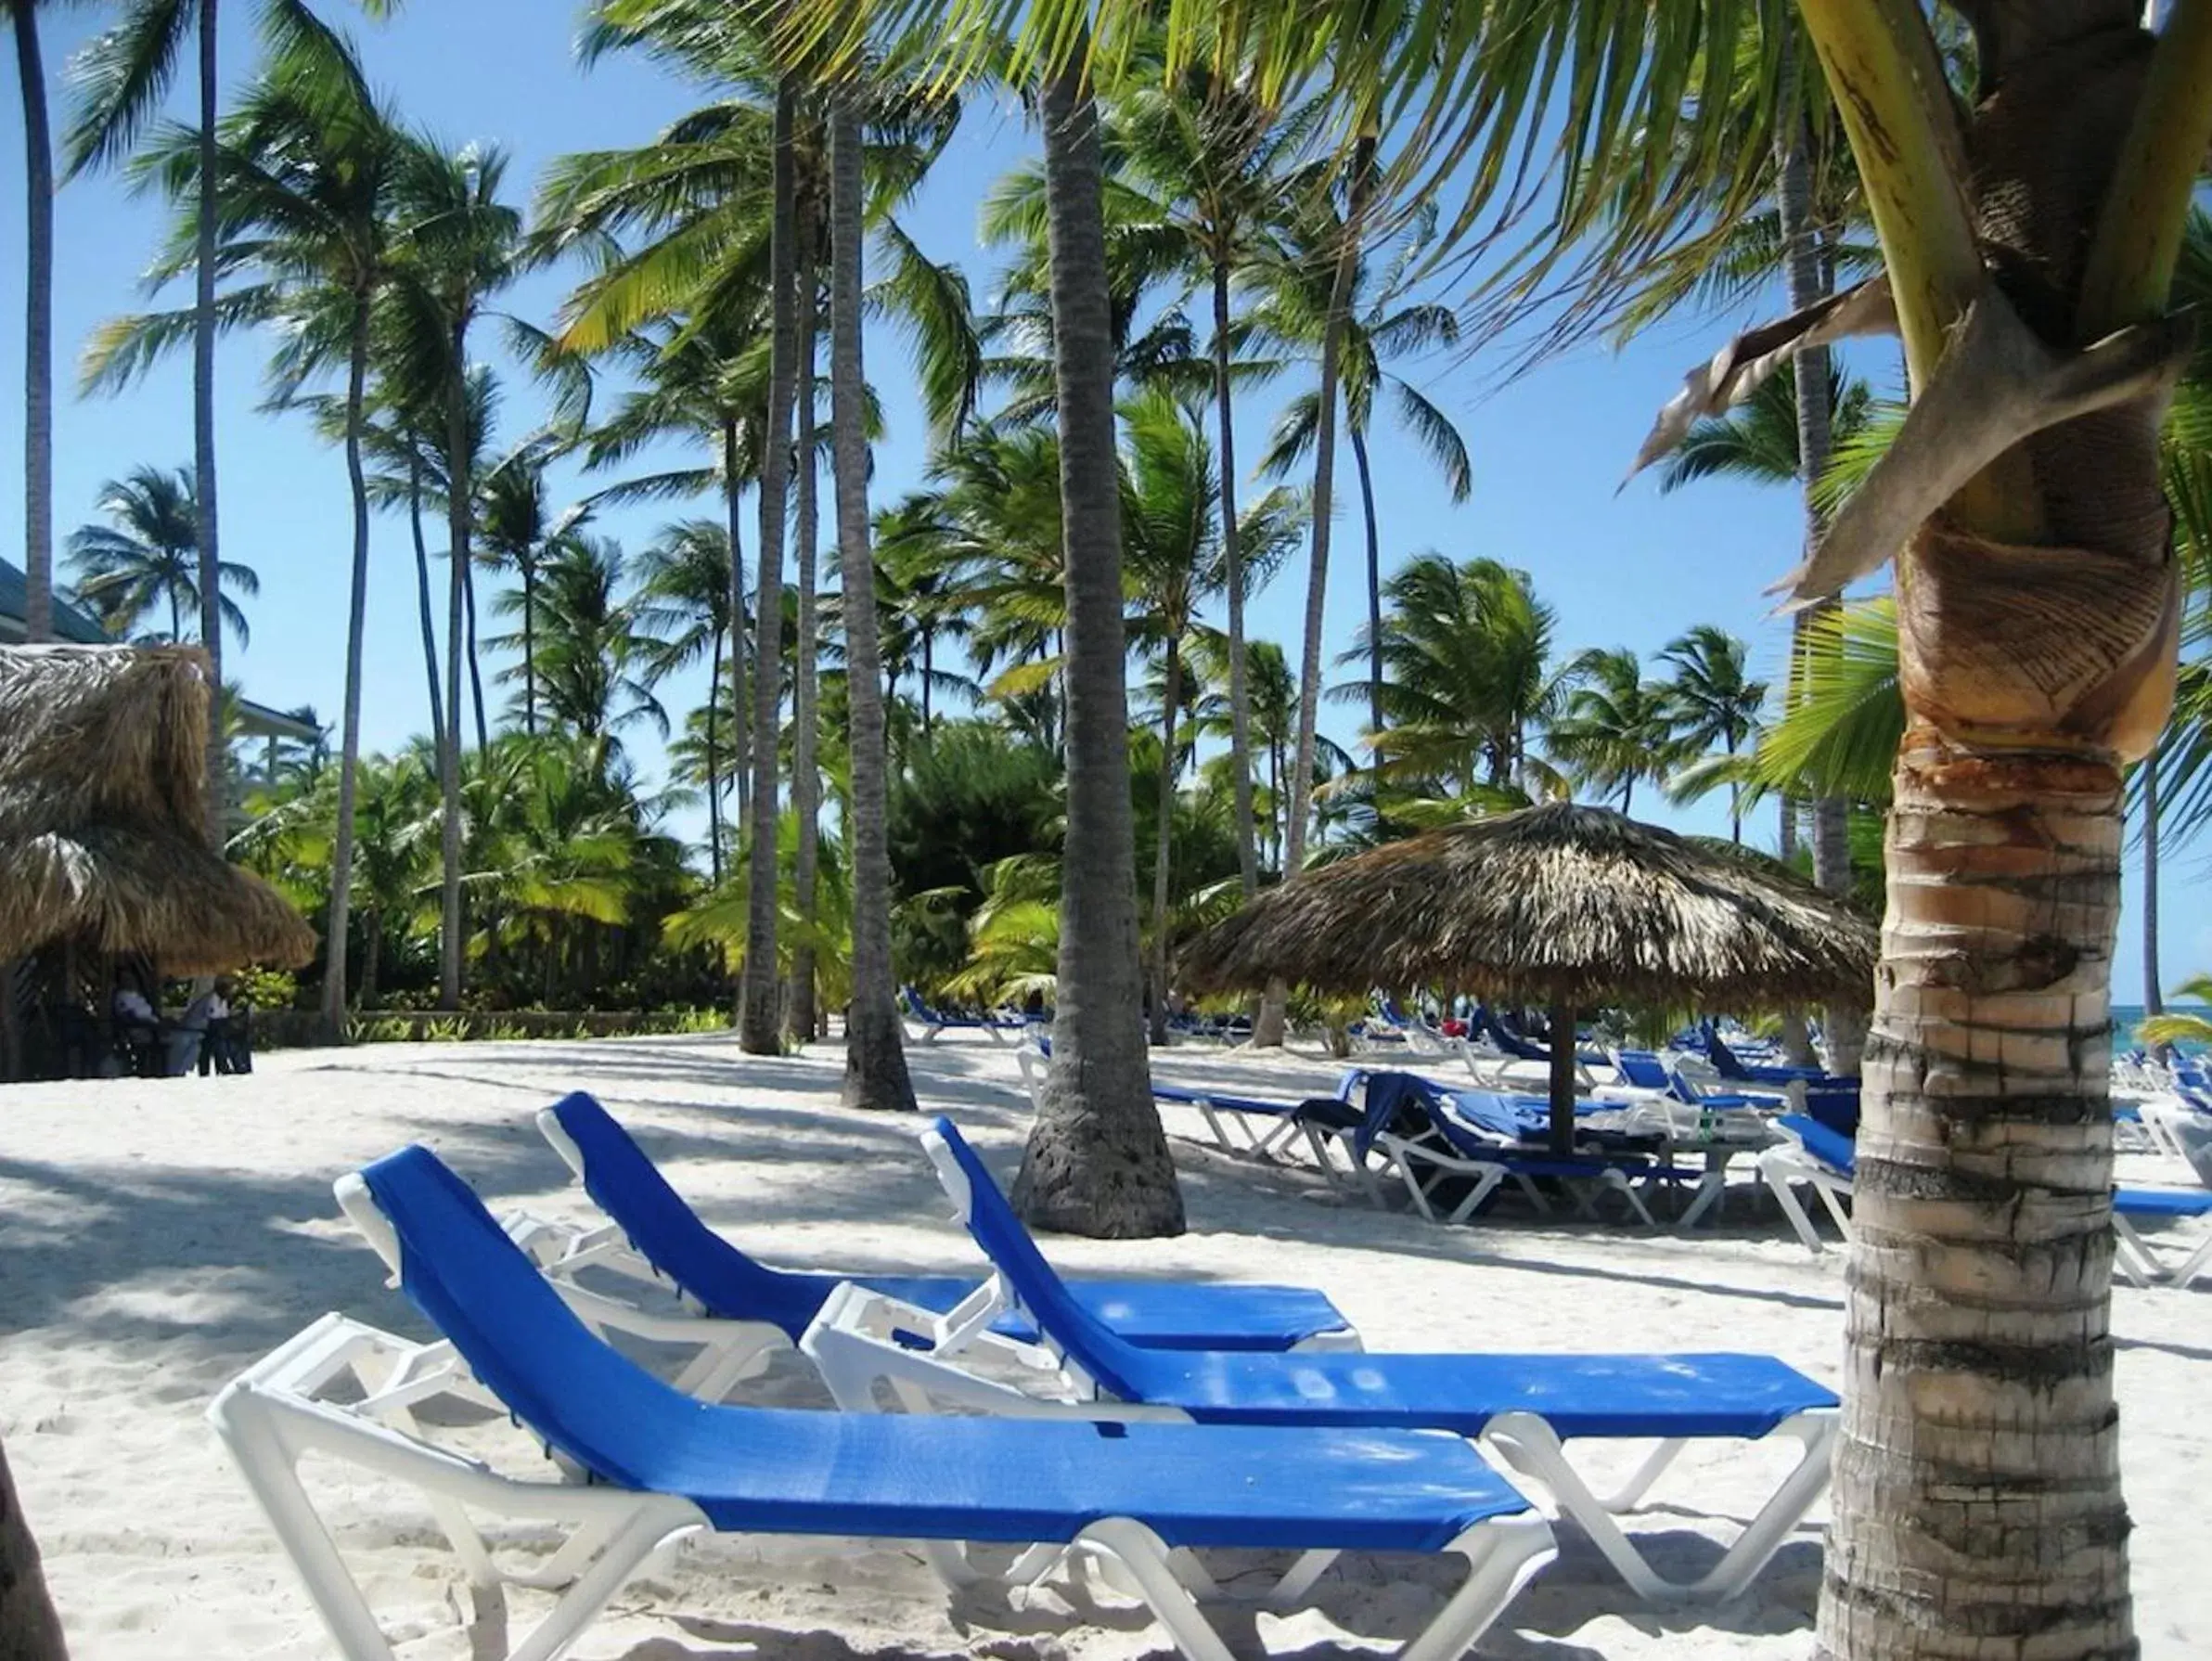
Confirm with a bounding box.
[1178,802,1877,1152]
[0,646,315,991]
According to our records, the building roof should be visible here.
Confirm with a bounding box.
[1,556,320,743]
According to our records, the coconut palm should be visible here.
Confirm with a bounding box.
[65,466,258,646]
[473,441,582,738]
[10,0,54,653]
[2138,974,2212,1050]
[826,71,917,1113]
[499,534,665,749]
[85,7,402,1037]
[1354,554,1572,801]
[67,0,399,830]
[1656,625,1768,843]
[635,519,739,881]
[1548,648,1682,816]
[1119,387,1302,1043]
[1256,202,1473,737]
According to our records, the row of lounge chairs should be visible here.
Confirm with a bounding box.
[214,1092,1844,1661]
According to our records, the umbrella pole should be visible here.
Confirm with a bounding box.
[1547,997,1577,1155]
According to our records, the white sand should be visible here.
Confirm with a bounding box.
[2,1034,2206,1660]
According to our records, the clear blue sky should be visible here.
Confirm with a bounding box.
[0,1,2193,1001]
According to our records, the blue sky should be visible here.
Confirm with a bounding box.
[0,2,2195,1001]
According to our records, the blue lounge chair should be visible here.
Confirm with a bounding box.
[804,1117,1841,1604]
[1703,1025,1828,1087]
[1382,1091,1709,1228]
[214,1145,1555,1661]
[535,1091,1357,1353]
[1759,1114,2212,1287]
[1151,1079,1313,1155]
[901,985,1024,1044]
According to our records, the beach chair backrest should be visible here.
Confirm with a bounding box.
[546,1092,822,1338]
[1704,1030,1753,1081]
[1777,1113,1856,1177]
[921,1118,1156,1400]
[1353,1070,1447,1156]
[1614,1050,1673,1092]
[357,1145,709,1495]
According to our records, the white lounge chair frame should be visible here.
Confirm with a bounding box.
[1377,1128,1712,1230]
[1758,1135,2211,1289]
[802,1281,1833,1606]
[215,1310,1553,1661]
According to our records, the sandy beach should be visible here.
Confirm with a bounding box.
[2,1033,2206,1659]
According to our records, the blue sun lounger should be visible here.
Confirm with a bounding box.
[1759,1114,2212,1287]
[1380,1091,1704,1229]
[901,986,1025,1044]
[1151,1079,1313,1156]
[804,1117,1840,1604]
[213,1145,1554,1661]
[534,1092,1357,1355]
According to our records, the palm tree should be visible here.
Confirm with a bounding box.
[65,466,258,646]
[2138,973,2212,1049]
[1657,625,1768,843]
[826,72,916,1113]
[85,7,399,1037]
[1357,554,1571,800]
[500,534,665,748]
[476,443,583,737]
[1120,387,1301,1043]
[68,0,397,831]
[10,0,53,650]
[1548,648,1680,815]
[1257,202,1473,736]
[386,133,524,1011]
[635,519,738,881]
[1011,43,1184,1237]
[1108,73,1323,901]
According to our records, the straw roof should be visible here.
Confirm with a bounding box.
[0,645,315,972]
[1178,801,1876,1009]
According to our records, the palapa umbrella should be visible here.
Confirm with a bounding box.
[1177,802,1877,1153]
[0,645,315,979]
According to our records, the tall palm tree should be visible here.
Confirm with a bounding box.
[10,0,53,649]
[1121,388,1300,1042]
[739,77,800,1055]
[788,169,826,1044]
[634,519,738,881]
[1257,201,1473,736]
[386,133,523,1010]
[474,444,579,737]
[826,71,916,1113]
[1657,624,1768,843]
[86,6,400,1037]
[68,0,398,832]
[1109,73,1323,900]
[1548,648,1680,815]
[498,534,665,747]
[1012,42,1184,1237]
[65,466,258,645]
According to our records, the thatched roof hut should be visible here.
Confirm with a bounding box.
[1177,803,1877,1151]
[0,645,315,974]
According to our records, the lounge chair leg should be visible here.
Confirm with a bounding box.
[1074,1520,1237,1661]
[2109,1216,2159,1288]
[1598,1438,1688,1513]
[1396,1517,1557,1661]
[1480,1410,1833,1603]
[1757,1155,1831,1255]
[1269,1549,1338,1604]
[1444,1167,1506,1226]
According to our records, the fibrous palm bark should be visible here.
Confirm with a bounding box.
[741,80,800,1054]
[1211,264,1260,902]
[12,0,52,648]
[788,186,823,1048]
[194,0,222,836]
[321,302,376,1037]
[0,1432,67,1661]
[1011,45,1184,1237]
[829,79,915,1112]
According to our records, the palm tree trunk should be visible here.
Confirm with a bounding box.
[521,556,537,736]
[11,0,51,651]
[788,211,822,1048]
[704,624,724,885]
[194,0,222,838]
[0,1432,68,1661]
[2142,750,2162,1017]
[1212,259,1259,900]
[1263,131,1375,1049]
[320,300,376,1039]
[1774,30,1858,1077]
[1149,634,1180,1048]
[359,904,380,1009]
[828,78,916,1112]
[169,588,181,649]
[739,79,799,1056]
[1351,422,1383,738]
[1013,44,1182,1238]
[722,417,751,836]
[439,343,469,1012]
[407,457,446,755]
[462,556,488,754]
